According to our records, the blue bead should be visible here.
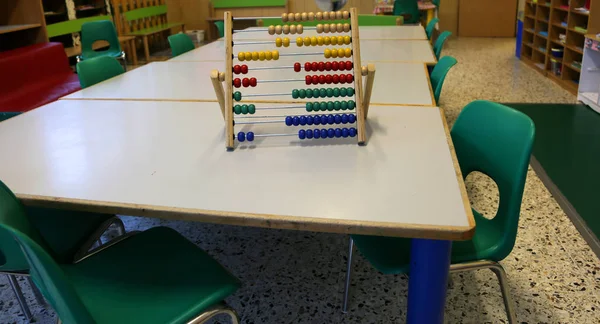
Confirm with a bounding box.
[313,115,321,125]
[349,127,357,137]
[307,116,314,125]
[320,115,327,125]
[292,116,300,126]
[335,128,342,138]
[299,116,307,125]
[321,129,327,139]
[237,132,246,142]
[341,114,349,124]
[334,114,342,124]
[306,129,313,139]
[342,128,349,137]
[328,128,335,138]
[285,116,293,126]
[247,132,254,141]
[327,115,335,125]
[314,129,321,138]
[348,114,356,123]
[298,129,306,140]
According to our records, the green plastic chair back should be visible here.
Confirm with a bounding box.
[80,20,122,60]
[393,0,420,24]
[433,0,440,7]
[433,30,451,60]
[76,56,125,89]
[214,21,225,38]
[425,17,439,40]
[168,33,195,57]
[430,56,457,104]
[260,15,403,27]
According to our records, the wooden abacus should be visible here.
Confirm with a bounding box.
[210,8,376,150]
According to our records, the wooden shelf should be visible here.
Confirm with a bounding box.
[569,28,587,35]
[571,10,590,16]
[524,28,535,34]
[566,44,584,54]
[0,24,41,34]
[552,22,567,29]
[554,6,569,12]
[534,46,547,54]
[523,42,534,48]
[537,32,549,39]
[585,34,600,42]
[550,39,566,46]
[565,63,582,72]
[526,14,536,19]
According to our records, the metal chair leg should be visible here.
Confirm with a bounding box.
[7,275,33,321]
[27,276,46,306]
[113,217,126,236]
[186,304,240,324]
[342,237,354,313]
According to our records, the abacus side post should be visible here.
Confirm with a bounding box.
[210,70,226,120]
[224,11,234,150]
[349,7,367,145]
[363,64,376,118]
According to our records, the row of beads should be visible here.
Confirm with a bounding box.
[292,87,354,99]
[233,77,257,88]
[295,35,351,47]
[237,131,255,142]
[233,65,249,74]
[233,104,256,115]
[280,11,350,22]
[315,23,350,34]
[285,113,356,126]
[298,127,357,140]
[305,100,356,112]
[305,74,354,85]
[324,48,352,58]
[295,61,353,72]
[237,50,280,61]
[267,23,350,35]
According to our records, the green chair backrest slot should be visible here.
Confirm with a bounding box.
[47,16,112,38]
[168,33,195,57]
[430,56,457,104]
[124,5,167,22]
[212,0,286,8]
[260,15,403,27]
[76,56,125,88]
[80,20,122,60]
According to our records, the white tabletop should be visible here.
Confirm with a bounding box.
[62,62,434,106]
[233,26,427,40]
[0,100,473,240]
[170,39,437,65]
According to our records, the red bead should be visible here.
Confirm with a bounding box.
[305,75,312,85]
[242,78,250,87]
[338,63,345,71]
[331,61,339,71]
[318,62,325,71]
[325,62,332,71]
[241,65,248,74]
[318,75,326,84]
[250,77,257,87]
[294,63,301,72]
[346,61,353,71]
[233,78,241,88]
[325,74,333,84]
[332,74,340,84]
[339,74,347,83]
[312,75,319,84]
[311,62,319,72]
[233,65,241,74]
[346,74,354,83]
[304,62,312,71]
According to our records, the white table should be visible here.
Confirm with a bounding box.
[170,39,437,65]
[233,26,427,40]
[63,62,434,106]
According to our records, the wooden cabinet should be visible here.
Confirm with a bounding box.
[458,0,518,37]
[0,0,47,51]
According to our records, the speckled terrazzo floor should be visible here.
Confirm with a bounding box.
[2,37,599,324]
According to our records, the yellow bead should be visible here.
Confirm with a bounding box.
[272,50,279,60]
[345,48,352,58]
[344,36,351,45]
[265,51,273,60]
[337,36,344,44]
[275,38,282,47]
[303,36,311,46]
[330,36,338,45]
[282,25,290,34]
[283,37,290,47]
[259,51,265,60]
[317,36,324,46]
[268,25,275,35]
[238,52,245,61]
[324,36,331,45]
[331,48,338,58]
[324,49,331,58]
[245,52,252,60]
[297,25,303,34]
[296,37,303,47]
[252,52,259,60]
[310,36,317,46]
[281,13,287,22]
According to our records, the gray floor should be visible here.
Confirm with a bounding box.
[2,37,599,323]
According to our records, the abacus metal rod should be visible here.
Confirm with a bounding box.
[259,78,305,83]
[259,104,305,109]
[243,92,290,97]
[248,65,295,71]
[233,27,318,33]
[254,133,296,137]
[233,41,276,45]
[234,120,283,125]
[236,113,356,118]
[232,16,280,21]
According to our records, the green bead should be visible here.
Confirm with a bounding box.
[306,102,313,112]
[299,89,306,99]
[333,88,340,97]
[292,89,299,99]
[319,88,327,98]
[306,89,313,98]
[340,88,347,97]
[348,100,355,110]
[333,101,341,110]
[347,87,355,96]
[241,104,249,114]
[326,88,334,98]
[233,91,242,101]
[327,101,334,111]
[248,104,256,114]
[319,102,327,111]
[341,101,348,110]
[234,105,242,114]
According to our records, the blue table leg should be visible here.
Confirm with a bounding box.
[407,238,452,324]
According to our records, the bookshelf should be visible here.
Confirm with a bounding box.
[520,0,597,94]
[0,0,48,51]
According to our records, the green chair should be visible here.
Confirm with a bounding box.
[214,21,225,38]
[393,0,420,24]
[0,180,241,324]
[343,100,535,324]
[430,56,457,104]
[425,17,439,40]
[78,20,127,70]
[168,33,195,57]
[433,30,452,60]
[76,56,125,89]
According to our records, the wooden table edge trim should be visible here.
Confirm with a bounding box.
[17,194,474,241]
[424,63,436,106]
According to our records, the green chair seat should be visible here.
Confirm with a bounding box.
[127,23,184,36]
[168,33,195,57]
[61,227,241,324]
[77,56,125,89]
[351,234,411,275]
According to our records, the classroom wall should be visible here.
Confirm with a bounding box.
[438,0,458,34]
